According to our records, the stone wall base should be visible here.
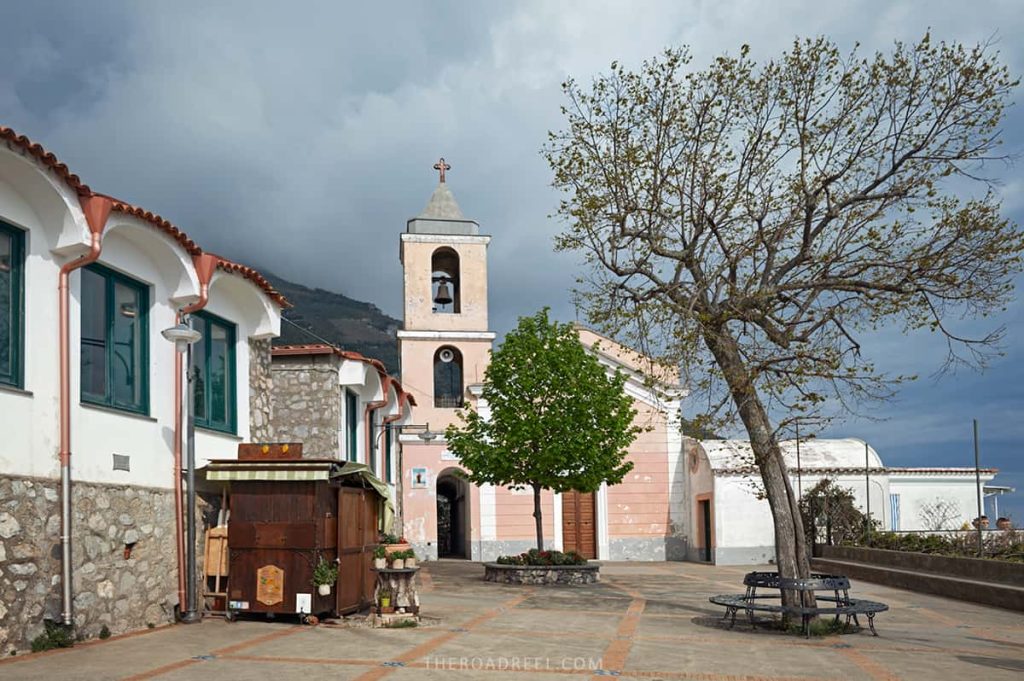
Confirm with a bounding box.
[483,563,600,585]
[0,476,182,654]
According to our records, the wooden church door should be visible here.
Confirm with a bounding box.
[561,490,597,559]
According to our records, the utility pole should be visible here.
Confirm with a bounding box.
[974,419,983,558]
[795,420,802,499]
[864,441,871,540]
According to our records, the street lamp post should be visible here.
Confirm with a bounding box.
[161,320,202,623]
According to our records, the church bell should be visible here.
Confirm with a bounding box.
[434,279,454,306]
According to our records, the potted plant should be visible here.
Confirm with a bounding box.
[312,557,338,596]
[378,587,394,614]
[391,552,405,570]
[403,549,417,569]
[380,532,412,557]
[373,545,388,569]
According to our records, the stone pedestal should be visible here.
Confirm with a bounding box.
[372,567,420,617]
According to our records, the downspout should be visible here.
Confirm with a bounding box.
[172,253,217,615]
[58,194,113,627]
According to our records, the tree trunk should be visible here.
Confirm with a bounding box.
[703,325,814,613]
[532,483,544,551]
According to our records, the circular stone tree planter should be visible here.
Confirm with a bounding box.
[483,563,600,585]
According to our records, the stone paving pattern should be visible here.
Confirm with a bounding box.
[2,560,1022,680]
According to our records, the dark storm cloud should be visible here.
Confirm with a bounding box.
[2,0,1022,517]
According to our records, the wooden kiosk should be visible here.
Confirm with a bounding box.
[202,443,387,619]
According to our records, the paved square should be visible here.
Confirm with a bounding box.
[2,561,1021,680]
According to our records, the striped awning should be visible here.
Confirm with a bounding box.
[203,460,339,481]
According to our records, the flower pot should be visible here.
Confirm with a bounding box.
[404,557,417,568]
[391,558,405,569]
[381,605,394,614]
[374,558,387,569]
[317,584,332,596]
[384,542,411,557]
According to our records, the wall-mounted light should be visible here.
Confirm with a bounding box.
[161,322,202,354]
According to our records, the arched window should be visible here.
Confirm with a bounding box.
[433,346,463,408]
[431,247,460,314]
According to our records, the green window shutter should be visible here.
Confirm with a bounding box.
[80,263,149,414]
[0,222,25,388]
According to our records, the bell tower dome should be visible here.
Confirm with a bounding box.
[398,159,495,426]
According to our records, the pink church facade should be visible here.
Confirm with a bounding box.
[396,173,688,562]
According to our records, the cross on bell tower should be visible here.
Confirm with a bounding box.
[433,157,451,184]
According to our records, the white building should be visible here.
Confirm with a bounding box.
[689,438,998,565]
[0,125,284,652]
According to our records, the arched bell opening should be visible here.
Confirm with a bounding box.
[431,247,460,313]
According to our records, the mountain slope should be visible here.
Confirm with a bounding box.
[263,272,401,373]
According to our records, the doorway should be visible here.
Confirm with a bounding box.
[561,490,597,559]
[698,498,713,563]
[436,472,469,558]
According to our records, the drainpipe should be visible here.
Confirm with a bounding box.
[58,194,113,627]
[173,254,217,620]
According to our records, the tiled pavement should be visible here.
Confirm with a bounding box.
[2,560,1022,680]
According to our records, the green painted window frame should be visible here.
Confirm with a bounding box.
[384,424,393,483]
[345,389,358,462]
[368,409,378,475]
[80,263,150,415]
[190,310,237,434]
[0,221,25,389]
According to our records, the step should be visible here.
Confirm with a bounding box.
[811,556,1024,612]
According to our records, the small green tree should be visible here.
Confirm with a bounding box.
[445,309,640,551]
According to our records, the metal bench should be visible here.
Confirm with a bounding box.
[709,571,888,637]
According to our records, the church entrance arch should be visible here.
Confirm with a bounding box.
[436,469,470,559]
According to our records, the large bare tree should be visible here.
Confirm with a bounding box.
[544,35,1022,602]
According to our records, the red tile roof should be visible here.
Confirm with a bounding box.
[1,126,92,195]
[1,125,287,308]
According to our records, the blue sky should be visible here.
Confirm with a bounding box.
[1,1,1021,519]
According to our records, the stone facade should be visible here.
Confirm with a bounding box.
[270,354,342,457]
[0,476,180,654]
[248,338,274,441]
[483,563,600,585]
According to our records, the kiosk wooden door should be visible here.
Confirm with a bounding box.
[337,487,378,614]
[561,491,596,559]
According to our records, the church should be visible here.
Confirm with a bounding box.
[396,163,683,562]
[388,162,1005,565]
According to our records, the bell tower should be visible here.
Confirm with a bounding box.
[398,159,495,428]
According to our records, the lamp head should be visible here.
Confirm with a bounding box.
[162,322,202,353]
